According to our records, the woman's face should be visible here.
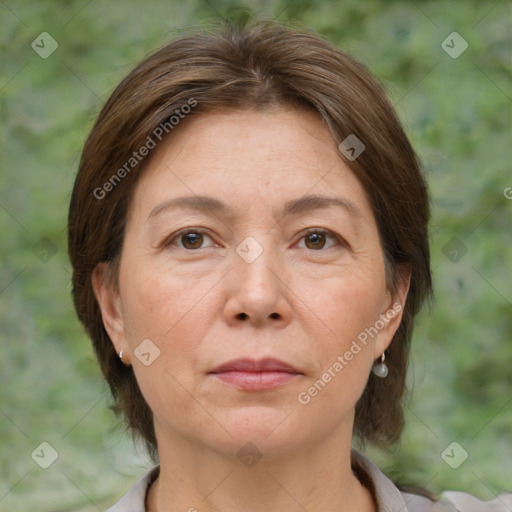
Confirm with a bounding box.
[95,108,407,457]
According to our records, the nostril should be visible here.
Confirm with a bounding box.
[238,312,248,320]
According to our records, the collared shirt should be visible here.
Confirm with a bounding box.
[106,450,512,511]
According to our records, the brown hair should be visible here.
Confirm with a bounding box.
[68,20,432,460]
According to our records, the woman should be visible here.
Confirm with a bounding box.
[67,21,511,511]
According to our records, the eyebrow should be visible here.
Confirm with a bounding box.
[147,194,362,221]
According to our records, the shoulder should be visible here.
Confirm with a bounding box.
[440,490,512,511]
[402,490,512,511]
[351,449,512,512]
[105,466,159,512]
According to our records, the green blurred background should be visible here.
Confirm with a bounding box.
[1,0,511,510]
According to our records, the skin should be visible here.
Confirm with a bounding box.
[93,108,409,512]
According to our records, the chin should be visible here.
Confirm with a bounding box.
[207,405,305,457]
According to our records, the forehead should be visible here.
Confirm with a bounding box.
[129,108,373,222]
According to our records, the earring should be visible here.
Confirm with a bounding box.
[372,353,388,378]
[119,350,131,367]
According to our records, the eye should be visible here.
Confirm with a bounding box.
[297,229,344,251]
[165,229,217,250]
[163,228,344,251]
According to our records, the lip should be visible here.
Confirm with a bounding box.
[210,357,300,374]
[209,358,302,390]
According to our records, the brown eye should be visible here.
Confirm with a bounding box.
[164,229,216,250]
[305,231,327,250]
[181,231,204,249]
[299,229,341,251]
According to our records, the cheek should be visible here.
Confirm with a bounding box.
[118,258,238,406]
[120,261,211,335]
[118,267,218,425]
[292,267,385,404]
[293,275,382,425]
[299,267,385,347]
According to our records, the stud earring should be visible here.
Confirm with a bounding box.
[372,352,388,378]
[118,350,131,367]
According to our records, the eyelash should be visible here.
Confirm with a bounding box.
[163,228,346,251]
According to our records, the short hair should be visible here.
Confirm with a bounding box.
[68,20,432,460]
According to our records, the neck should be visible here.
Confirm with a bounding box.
[146,429,375,512]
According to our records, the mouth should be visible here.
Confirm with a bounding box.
[209,358,302,391]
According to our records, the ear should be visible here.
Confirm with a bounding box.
[374,265,411,359]
[92,262,131,364]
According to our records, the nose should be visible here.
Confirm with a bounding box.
[223,240,293,328]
